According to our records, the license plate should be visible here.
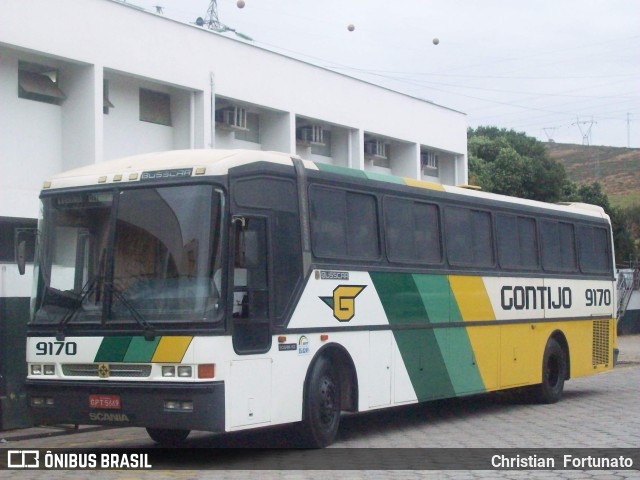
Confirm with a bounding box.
[89,394,121,410]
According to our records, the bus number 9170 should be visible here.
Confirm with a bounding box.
[35,341,77,356]
[585,289,611,307]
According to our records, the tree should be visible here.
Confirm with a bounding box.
[468,127,568,202]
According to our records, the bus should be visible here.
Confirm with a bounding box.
[21,149,616,447]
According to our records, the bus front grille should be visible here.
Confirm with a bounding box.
[62,364,152,378]
[592,320,610,366]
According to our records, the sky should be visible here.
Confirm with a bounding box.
[126,0,640,148]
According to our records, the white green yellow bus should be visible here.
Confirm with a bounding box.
[21,149,616,447]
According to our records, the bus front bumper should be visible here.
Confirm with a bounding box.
[26,379,225,432]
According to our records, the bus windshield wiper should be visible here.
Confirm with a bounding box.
[55,276,100,341]
[108,283,156,341]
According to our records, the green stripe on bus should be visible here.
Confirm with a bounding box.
[123,336,161,363]
[413,274,486,394]
[433,326,486,395]
[372,272,486,398]
[314,163,368,179]
[371,272,431,324]
[412,274,450,323]
[94,336,132,362]
[370,272,455,401]
[364,171,406,185]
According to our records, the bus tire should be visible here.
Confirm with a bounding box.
[146,428,190,446]
[532,337,567,404]
[302,355,341,448]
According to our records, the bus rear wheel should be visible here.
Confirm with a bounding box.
[532,337,567,404]
[146,428,190,446]
[301,355,341,448]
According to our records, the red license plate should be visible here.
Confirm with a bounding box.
[89,394,121,410]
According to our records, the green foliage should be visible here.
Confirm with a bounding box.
[468,127,568,202]
[467,127,637,265]
[618,204,640,265]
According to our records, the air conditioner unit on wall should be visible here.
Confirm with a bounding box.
[216,106,248,131]
[296,124,325,146]
[421,151,439,169]
[364,139,387,159]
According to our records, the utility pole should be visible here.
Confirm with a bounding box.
[628,113,631,148]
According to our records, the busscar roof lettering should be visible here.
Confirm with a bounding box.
[44,149,316,189]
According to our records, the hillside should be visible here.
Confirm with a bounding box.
[546,143,640,208]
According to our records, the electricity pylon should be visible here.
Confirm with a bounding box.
[572,117,596,146]
[196,1,252,41]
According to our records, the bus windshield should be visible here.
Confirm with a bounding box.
[32,184,224,327]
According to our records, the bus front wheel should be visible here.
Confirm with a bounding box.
[146,428,190,446]
[302,355,341,448]
[532,337,567,404]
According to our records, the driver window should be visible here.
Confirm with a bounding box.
[233,217,268,319]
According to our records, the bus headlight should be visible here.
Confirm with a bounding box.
[177,366,192,378]
[30,364,42,375]
[161,366,176,377]
[43,364,56,375]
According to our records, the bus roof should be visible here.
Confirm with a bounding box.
[42,149,608,221]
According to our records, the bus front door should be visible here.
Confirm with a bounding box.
[228,215,273,427]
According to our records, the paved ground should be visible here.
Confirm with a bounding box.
[1,335,639,479]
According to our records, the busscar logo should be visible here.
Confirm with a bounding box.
[320,285,366,322]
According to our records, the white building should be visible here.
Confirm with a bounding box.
[0,0,467,429]
[0,0,467,292]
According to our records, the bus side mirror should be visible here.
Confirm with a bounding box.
[16,240,26,275]
[15,228,36,276]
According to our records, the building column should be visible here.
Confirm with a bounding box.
[349,129,364,171]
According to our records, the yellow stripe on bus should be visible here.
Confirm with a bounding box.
[448,275,495,321]
[403,178,446,191]
[151,336,193,363]
[448,275,499,390]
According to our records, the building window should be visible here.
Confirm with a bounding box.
[311,130,332,157]
[103,80,114,114]
[234,112,260,143]
[18,61,66,105]
[139,88,172,126]
[421,151,439,169]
